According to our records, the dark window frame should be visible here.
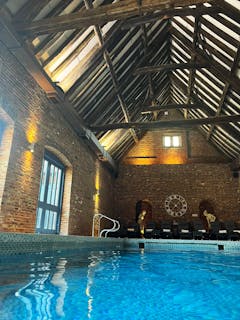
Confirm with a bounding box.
[36,150,65,234]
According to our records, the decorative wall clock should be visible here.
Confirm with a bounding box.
[164,194,187,217]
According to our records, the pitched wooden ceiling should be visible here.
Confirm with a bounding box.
[1,0,240,166]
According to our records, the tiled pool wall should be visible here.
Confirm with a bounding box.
[0,232,239,255]
[0,232,124,255]
[123,238,240,252]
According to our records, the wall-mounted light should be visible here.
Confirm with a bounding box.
[28,142,35,153]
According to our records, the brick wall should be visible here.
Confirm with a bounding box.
[0,41,115,235]
[115,129,240,226]
[1,40,240,236]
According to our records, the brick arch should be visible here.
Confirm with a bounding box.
[199,199,215,231]
[135,199,153,222]
[45,146,73,235]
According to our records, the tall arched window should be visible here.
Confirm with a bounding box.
[36,151,65,234]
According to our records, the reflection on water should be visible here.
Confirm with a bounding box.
[85,251,121,319]
[0,251,122,319]
[15,258,67,319]
[50,259,68,317]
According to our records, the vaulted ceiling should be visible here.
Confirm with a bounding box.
[1,0,240,168]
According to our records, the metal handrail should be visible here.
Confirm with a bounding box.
[92,213,120,238]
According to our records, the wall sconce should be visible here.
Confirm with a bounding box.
[93,190,100,201]
[28,142,35,153]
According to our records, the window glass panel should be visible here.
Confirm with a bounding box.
[36,208,42,229]
[47,164,55,204]
[55,168,62,206]
[50,166,59,205]
[48,211,54,230]
[163,136,171,147]
[39,160,48,202]
[44,210,50,229]
[52,211,57,230]
[172,136,181,147]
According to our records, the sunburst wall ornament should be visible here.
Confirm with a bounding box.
[164,194,187,217]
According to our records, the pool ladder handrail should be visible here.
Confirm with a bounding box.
[92,213,120,238]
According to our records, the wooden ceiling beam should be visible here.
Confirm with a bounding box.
[13,0,55,22]
[179,15,236,57]
[89,114,240,131]
[213,0,240,25]
[122,5,223,28]
[171,28,240,92]
[171,75,240,144]
[141,103,203,113]
[172,18,234,68]
[185,11,201,119]
[14,0,214,35]
[140,15,158,120]
[83,0,138,143]
[133,62,208,75]
[207,44,240,140]
[0,9,118,174]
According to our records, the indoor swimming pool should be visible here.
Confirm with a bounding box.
[0,248,240,320]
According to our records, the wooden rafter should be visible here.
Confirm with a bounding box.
[14,0,214,35]
[83,0,138,143]
[0,8,118,173]
[13,0,58,22]
[185,8,201,119]
[133,62,208,75]
[139,13,159,120]
[216,0,240,24]
[171,75,240,143]
[207,44,240,140]
[141,103,203,113]
[122,5,223,28]
[141,22,154,99]
[171,28,240,92]
[89,114,240,131]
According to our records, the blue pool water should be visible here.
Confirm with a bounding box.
[0,249,240,320]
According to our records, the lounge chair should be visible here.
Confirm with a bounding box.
[126,222,139,238]
[225,221,240,241]
[144,221,157,239]
[178,222,193,239]
[160,221,173,239]
[193,220,208,240]
[209,221,221,240]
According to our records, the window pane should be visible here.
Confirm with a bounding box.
[52,211,57,230]
[55,168,62,206]
[36,208,42,229]
[172,136,181,147]
[39,160,48,202]
[163,136,171,147]
[47,165,55,204]
[50,166,59,205]
[44,210,50,229]
[48,211,54,230]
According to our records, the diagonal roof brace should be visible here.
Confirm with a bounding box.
[133,62,209,75]
[0,8,118,174]
[14,0,215,35]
